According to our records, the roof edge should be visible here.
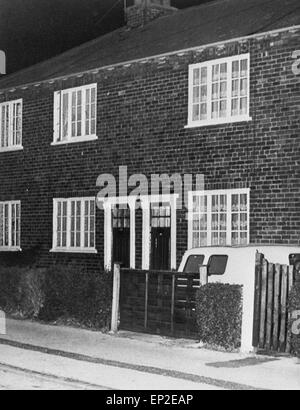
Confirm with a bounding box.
[0,24,299,94]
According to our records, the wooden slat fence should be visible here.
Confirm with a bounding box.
[119,269,200,339]
[253,253,295,353]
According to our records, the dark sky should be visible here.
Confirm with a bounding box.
[0,0,212,74]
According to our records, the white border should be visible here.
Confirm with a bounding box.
[0,99,23,152]
[52,83,98,145]
[188,188,250,249]
[0,200,21,251]
[187,54,252,128]
[51,197,97,254]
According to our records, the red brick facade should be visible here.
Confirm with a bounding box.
[0,27,299,270]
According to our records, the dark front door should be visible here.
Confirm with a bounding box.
[112,206,130,268]
[151,228,170,271]
[150,205,171,271]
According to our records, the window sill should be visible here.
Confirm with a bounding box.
[185,116,252,129]
[51,135,98,146]
[50,248,98,254]
[0,146,23,153]
[0,247,22,252]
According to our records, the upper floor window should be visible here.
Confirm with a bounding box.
[0,99,23,152]
[187,54,251,127]
[53,84,97,145]
[52,197,96,253]
[188,189,250,248]
[0,201,21,251]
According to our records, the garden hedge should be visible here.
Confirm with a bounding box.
[196,283,243,350]
[0,265,45,318]
[0,263,112,331]
[289,282,300,357]
[39,264,112,330]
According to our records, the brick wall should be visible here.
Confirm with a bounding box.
[0,28,299,270]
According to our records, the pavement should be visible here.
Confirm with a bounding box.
[0,318,299,390]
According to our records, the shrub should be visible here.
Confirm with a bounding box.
[289,282,300,357]
[39,263,112,330]
[18,269,46,318]
[0,265,46,318]
[0,265,23,313]
[0,262,112,330]
[195,283,243,350]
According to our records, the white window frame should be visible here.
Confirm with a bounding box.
[0,201,21,251]
[51,197,97,254]
[52,84,98,145]
[186,54,251,128]
[188,188,250,248]
[0,99,23,152]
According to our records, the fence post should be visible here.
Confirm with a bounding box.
[200,266,208,286]
[111,263,121,333]
[252,252,263,350]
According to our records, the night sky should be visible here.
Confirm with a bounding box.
[0,0,212,74]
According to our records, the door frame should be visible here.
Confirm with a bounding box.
[103,197,136,271]
[141,194,177,271]
[102,194,178,271]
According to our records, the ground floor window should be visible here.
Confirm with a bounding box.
[189,189,250,248]
[0,201,21,250]
[52,197,96,253]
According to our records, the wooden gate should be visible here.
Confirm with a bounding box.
[253,253,295,353]
[119,269,200,339]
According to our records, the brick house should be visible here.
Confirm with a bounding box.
[0,0,299,274]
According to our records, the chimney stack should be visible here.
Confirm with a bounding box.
[125,0,177,29]
[0,51,6,76]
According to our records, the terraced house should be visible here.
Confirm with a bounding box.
[0,0,299,274]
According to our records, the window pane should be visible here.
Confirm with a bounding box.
[62,94,69,139]
[190,190,249,248]
[232,61,239,78]
[11,204,15,247]
[62,202,67,247]
[0,202,21,248]
[4,204,9,246]
[201,67,207,84]
[193,69,200,86]
[193,232,200,248]
[231,57,249,117]
[240,79,247,96]
[231,98,239,116]
[0,204,3,247]
[240,97,248,115]
[220,100,227,118]
[193,104,200,121]
[0,101,22,149]
[16,103,22,145]
[212,65,219,81]
[193,87,200,104]
[76,91,82,137]
[212,102,218,119]
[200,86,207,102]
[220,63,227,80]
[220,81,227,98]
[240,59,248,77]
[184,255,205,274]
[208,255,228,276]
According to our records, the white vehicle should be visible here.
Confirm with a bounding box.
[178,245,300,280]
[178,245,300,352]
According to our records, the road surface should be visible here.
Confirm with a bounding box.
[0,363,106,390]
[0,344,223,390]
